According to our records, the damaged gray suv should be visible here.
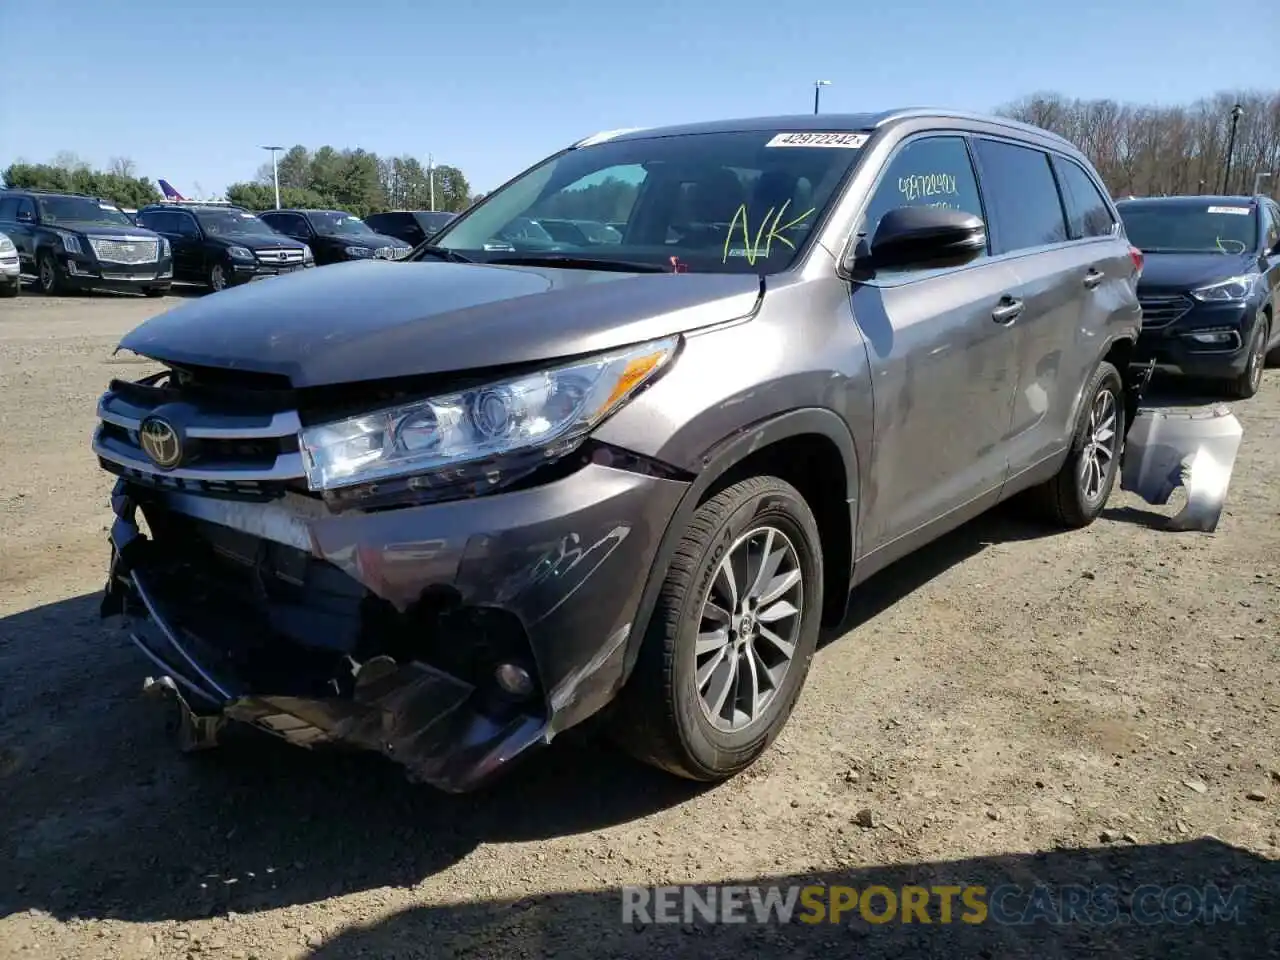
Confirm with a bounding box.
[96,109,1142,791]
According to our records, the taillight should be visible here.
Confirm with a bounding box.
[1129,246,1144,276]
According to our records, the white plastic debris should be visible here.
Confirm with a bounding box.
[1120,405,1243,532]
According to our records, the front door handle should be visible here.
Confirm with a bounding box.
[1083,268,1105,289]
[992,296,1024,324]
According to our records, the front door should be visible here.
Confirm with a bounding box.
[851,134,1021,555]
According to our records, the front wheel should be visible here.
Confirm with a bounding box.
[612,476,823,781]
[1029,360,1125,528]
[208,262,229,293]
[1226,312,1268,400]
[37,252,63,295]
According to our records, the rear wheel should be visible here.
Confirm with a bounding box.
[37,252,62,295]
[612,476,823,781]
[1029,360,1124,528]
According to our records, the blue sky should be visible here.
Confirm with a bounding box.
[2,0,1275,197]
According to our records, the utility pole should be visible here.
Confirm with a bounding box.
[428,154,435,212]
[260,145,283,209]
[1222,105,1243,195]
[813,80,831,115]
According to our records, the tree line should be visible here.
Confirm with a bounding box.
[997,89,1280,198]
[224,145,471,216]
[4,87,1277,219]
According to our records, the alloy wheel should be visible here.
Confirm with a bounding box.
[39,257,55,292]
[1247,322,1267,393]
[695,525,804,733]
[1079,387,1117,502]
[210,265,227,292]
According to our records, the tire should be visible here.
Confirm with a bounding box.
[208,262,229,293]
[37,252,62,295]
[612,476,824,782]
[1266,310,1280,368]
[1228,311,1268,399]
[1029,360,1125,528]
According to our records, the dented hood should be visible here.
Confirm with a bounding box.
[118,259,761,387]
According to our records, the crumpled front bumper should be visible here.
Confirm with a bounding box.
[101,458,688,792]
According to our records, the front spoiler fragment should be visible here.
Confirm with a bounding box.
[102,488,546,793]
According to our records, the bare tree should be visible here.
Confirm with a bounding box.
[108,157,138,178]
[997,89,1280,198]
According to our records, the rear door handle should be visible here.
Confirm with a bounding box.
[992,296,1024,324]
[1083,268,1105,289]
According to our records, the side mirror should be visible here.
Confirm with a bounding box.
[855,206,987,272]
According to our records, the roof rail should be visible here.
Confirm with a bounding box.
[872,108,1076,148]
[572,127,648,148]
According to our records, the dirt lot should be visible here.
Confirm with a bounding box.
[1,290,1277,959]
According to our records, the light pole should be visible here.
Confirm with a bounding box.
[260,145,283,209]
[1222,105,1243,195]
[428,153,435,212]
[813,80,831,115]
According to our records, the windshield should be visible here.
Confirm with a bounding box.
[1118,202,1259,254]
[429,129,867,273]
[37,196,133,227]
[196,209,282,238]
[309,211,381,237]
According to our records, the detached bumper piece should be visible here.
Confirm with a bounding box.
[102,489,546,792]
[1120,404,1244,533]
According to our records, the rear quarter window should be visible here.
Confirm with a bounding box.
[1053,157,1116,239]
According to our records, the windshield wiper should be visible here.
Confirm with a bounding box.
[486,254,669,273]
[410,245,473,263]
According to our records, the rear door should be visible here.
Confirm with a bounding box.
[970,137,1105,480]
[851,133,1023,554]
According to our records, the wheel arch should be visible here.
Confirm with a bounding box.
[619,407,860,683]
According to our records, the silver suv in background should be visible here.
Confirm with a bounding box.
[96,109,1141,792]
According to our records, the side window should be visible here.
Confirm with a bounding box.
[972,139,1069,254]
[0,197,18,220]
[138,210,165,231]
[1264,203,1279,251]
[17,198,37,222]
[175,214,200,237]
[860,136,986,250]
[1054,158,1116,239]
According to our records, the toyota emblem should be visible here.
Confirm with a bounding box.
[138,416,182,469]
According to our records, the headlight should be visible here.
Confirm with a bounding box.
[1190,276,1253,302]
[300,336,679,493]
[302,245,314,262]
[55,231,82,254]
[228,245,254,260]
[0,235,14,253]
[344,245,372,257]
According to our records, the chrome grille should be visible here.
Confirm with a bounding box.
[89,237,159,264]
[1138,294,1194,329]
[93,383,306,498]
[254,248,306,264]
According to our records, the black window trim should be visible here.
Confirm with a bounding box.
[968,134,1076,259]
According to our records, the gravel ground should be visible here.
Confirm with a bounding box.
[1,290,1277,959]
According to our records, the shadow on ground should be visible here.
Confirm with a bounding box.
[0,497,1089,926]
[301,839,1278,959]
